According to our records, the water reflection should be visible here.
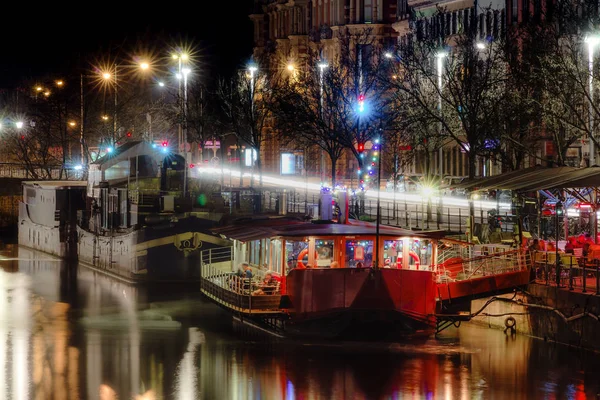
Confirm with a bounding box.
[0,245,599,399]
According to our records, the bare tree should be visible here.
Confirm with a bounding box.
[216,71,273,186]
[389,25,510,179]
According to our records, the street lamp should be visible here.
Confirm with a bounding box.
[102,67,118,146]
[435,51,448,180]
[318,62,328,184]
[173,52,189,154]
[15,121,23,129]
[286,63,295,72]
[585,35,600,166]
[182,66,191,195]
[475,42,486,50]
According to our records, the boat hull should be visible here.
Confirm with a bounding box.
[283,268,438,337]
[19,213,230,283]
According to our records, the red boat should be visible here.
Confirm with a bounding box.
[200,216,531,338]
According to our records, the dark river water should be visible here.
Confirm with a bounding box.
[1,245,599,400]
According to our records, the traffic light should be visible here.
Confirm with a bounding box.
[358,94,365,113]
[126,131,132,138]
[357,142,364,154]
[161,141,168,147]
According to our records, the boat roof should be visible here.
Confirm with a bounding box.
[212,216,448,242]
[22,181,87,190]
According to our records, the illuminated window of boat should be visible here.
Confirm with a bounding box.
[315,239,334,267]
[345,240,373,268]
[384,240,402,267]
[285,240,309,272]
[408,239,433,270]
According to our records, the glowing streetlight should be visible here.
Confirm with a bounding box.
[56,80,64,86]
[68,121,76,127]
[140,62,149,70]
[35,86,43,92]
[43,91,50,97]
[476,42,486,50]
[287,64,295,72]
[384,52,393,59]
[102,72,111,80]
[102,115,109,121]
[158,81,165,87]
[15,121,24,129]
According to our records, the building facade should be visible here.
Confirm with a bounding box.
[250,0,560,183]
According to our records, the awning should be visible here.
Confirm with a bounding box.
[455,166,600,192]
[212,216,448,242]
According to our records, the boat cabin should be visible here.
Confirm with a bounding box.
[85,141,188,232]
[213,217,448,276]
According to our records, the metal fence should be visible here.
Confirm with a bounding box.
[533,252,600,295]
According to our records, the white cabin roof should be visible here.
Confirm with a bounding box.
[22,181,87,190]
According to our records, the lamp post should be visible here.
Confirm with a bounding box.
[182,66,191,196]
[586,36,600,167]
[318,62,328,185]
[435,51,447,180]
[102,67,118,146]
[375,137,383,270]
[172,52,189,154]
[248,64,258,187]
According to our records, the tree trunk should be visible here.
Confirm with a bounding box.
[330,155,338,188]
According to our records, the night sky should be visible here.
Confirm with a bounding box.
[0,3,255,88]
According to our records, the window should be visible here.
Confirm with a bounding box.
[244,149,257,167]
[409,239,433,269]
[364,0,373,23]
[315,239,335,267]
[286,240,309,272]
[345,239,373,268]
[281,153,296,175]
[384,240,403,267]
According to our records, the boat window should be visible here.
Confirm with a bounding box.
[345,240,373,268]
[409,238,433,270]
[270,239,282,274]
[315,239,334,267]
[285,240,309,272]
[384,240,402,267]
[249,240,261,266]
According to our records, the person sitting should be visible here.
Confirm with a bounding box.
[564,240,574,254]
[252,272,278,295]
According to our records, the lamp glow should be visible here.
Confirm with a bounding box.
[158,81,165,87]
[15,121,23,129]
[476,42,486,50]
[102,72,111,80]
[140,62,149,70]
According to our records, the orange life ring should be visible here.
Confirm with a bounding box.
[297,248,318,269]
[396,251,421,268]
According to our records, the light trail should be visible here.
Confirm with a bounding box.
[195,167,514,211]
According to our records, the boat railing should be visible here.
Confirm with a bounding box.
[200,247,282,314]
[436,249,531,283]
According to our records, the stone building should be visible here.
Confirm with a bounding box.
[249,0,558,182]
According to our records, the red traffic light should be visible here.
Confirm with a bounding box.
[161,141,168,147]
[358,94,365,102]
[357,143,364,153]
[126,131,132,138]
[189,163,195,168]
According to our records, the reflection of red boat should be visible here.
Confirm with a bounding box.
[200,216,531,338]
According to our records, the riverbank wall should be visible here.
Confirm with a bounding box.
[471,284,600,351]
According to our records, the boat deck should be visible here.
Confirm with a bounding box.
[201,273,285,315]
